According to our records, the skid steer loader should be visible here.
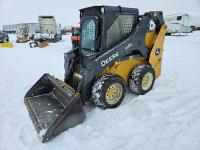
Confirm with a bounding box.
[24,6,167,143]
[16,25,30,43]
[0,31,13,48]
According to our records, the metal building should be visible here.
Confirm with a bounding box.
[3,23,40,34]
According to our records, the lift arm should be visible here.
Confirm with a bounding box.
[149,24,167,78]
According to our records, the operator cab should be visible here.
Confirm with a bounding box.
[79,6,139,55]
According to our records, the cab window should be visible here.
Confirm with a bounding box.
[81,19,96,51]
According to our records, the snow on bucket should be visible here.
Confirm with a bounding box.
[24,73,86,143]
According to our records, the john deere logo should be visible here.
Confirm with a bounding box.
[101,52,119,67]
[155,48,160,55]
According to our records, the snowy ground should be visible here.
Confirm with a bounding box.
[0,32,200,150]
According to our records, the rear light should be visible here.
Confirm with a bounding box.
[101,7,105,14]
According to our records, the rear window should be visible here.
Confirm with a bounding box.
[177,16,182,21]
[106,15,137,49]
[72,28,80,36]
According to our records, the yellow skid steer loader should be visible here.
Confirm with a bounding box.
[16,25,30,43]
[24,6,167,142]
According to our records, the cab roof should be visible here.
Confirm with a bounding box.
[80,5,139,16]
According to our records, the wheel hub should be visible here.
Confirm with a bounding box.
[142,72,153,90]
[106,83,123,105]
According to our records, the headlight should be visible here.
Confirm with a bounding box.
[101,7,105,14]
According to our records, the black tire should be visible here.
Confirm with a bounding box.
[6,37,9,42]
[92,74,126,109]
[166,33,171,36]
[4,37,8,43]
[129,65,155,95]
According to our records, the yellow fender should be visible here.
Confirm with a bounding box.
[149,24,167,78]
[0,42,14,48]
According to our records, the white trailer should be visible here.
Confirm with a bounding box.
[189,13,200,31]
[38,16,62,42]
[165,13,192,35]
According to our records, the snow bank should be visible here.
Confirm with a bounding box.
[0,32,200,150]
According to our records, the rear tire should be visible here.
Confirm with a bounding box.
[166,33,171,36]
[129,65,155,95]
[92,74,126,109]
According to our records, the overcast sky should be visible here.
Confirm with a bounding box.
[0,0,200,29]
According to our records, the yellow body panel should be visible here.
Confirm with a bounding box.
[97,57,147,85]
[149,25,167,78]
[145,31,157,49]
[96,24,167,86]
[0,42,14,48]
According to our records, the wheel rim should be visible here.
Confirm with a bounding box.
[142,72,153,91]
[106,83,123,105]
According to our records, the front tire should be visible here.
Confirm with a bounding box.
[129,65,155,95]
[92,74,126,109]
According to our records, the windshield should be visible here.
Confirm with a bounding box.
[81,19,96,51]
[72,28,80,36]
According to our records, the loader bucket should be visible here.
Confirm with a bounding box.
[0,42,13,48]
[24,73,86,143]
